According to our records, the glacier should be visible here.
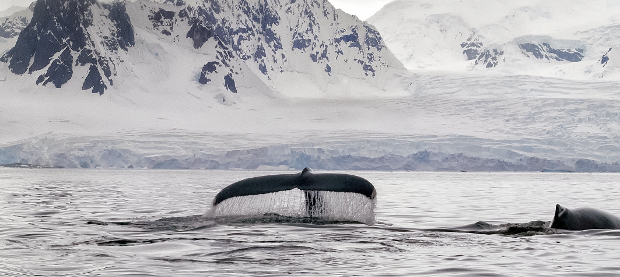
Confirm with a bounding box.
[1,72,619,171]
[1,0,620,172]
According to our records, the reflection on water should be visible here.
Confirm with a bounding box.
[1,169,620,276]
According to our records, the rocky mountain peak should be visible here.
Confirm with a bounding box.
[1,0,134,94]
[1,0,405,97]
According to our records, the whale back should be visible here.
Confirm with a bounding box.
[551,204,620,230]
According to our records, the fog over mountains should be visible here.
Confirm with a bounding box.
[1,0,619,172]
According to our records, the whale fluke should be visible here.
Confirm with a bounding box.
[212,168,376,206]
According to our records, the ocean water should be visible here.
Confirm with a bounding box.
[1,169,620,276]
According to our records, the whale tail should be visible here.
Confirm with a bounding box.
[210,168,376,223]
[212,167,376,206]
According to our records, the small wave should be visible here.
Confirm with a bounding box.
[87,212,365,235]
[90,213,366,248]
[97,238,169,246]
[425,221,620,237]
[87,215,216,232]
[212,213,368,225]
[427,221,559,236]
[563,229,620,237]
[135,215,217,231]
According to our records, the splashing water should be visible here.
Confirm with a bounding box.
[207,188,376,224]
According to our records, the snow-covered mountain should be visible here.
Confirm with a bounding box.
[368,0,620,80]
[0,3,33,39]
[0,0,406,98]
[1,0,619,172]
[0,2,34,67]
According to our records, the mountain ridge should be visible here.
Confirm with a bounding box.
[1,0,619,172]
[368,0,620,80]
[0,0,407,98]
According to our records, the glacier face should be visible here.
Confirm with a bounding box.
[367,0,620,80]
[1,72,620,172]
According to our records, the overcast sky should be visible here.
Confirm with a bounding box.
[0,0,390,20]
[329,0,392,20]
[0,0,33,11]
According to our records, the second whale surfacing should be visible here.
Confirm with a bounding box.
[210,168,376,223]
[550,204,620,230]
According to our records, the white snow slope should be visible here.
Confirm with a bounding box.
[0,0,619,171]
[368,0,620,80]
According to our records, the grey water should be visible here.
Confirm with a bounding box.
[1,169,620,276]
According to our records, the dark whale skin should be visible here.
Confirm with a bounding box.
[213,168,376,206]
[551,204,620,230]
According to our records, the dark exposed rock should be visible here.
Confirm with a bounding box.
[601,54,610,65]
[461,34,484,60]
[2,0,134,94]
[187,20,214,49]
[224,73,237,93]
[475,49,504,68]
[149,8,175,36]
[519,43,584,62]
[363,63,375,76]
[600,48,612,67]
[37,47,74,88]
[76,48,97,66]
[364,26,382,51]
[0,5,33,39]
[292,38,312,50]
[150,8,175,23]
[199,62,220,84]
[83,64,107,95]
[335,26,361,49]
[106,2,135,51]
[204,61,219,73]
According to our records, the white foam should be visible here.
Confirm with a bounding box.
[208,188,376,225]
